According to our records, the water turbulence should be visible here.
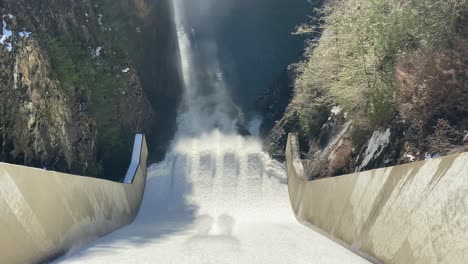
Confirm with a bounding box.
[59,0,369,263]
[152,0,294,234]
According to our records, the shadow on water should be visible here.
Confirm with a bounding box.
[56,155,199,262]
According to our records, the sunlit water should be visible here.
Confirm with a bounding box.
[59,130,368,264]
[58,0,369,262]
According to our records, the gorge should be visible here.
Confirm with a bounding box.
[1,0,467,263]
[56,0,368,262]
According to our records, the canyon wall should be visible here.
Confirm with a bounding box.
[0,0,182,179]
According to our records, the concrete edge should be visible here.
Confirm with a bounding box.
[286,133,468,264]
[286,133,381,263]
[0,134,149,264]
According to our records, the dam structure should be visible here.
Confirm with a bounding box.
[56,0,369,263]
[1,0,466,263]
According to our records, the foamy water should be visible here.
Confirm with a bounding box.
[58,130,368,264]
[153,130,291,222]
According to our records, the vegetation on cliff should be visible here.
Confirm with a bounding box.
[40,9,142,177]
[276,0,468,178]
[295,0,467,130]
[0,0,182,180]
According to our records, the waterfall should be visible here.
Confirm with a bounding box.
[140,0,293,227]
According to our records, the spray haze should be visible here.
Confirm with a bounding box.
[168,0,290,221]
[174,0,241,136]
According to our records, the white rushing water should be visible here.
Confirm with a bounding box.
[58,0,369,263]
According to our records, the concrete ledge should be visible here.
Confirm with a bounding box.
[0,134,148,264]
[286,133,468,264]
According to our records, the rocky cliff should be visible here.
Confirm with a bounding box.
[261,0,468,179]
[0,0,182,179]
[262,71,467,180]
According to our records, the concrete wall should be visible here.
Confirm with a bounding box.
[286,133,468,264]
[0,134,148,264]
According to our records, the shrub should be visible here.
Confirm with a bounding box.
[290,83,332,139]
[292,27,336,138]
[293,0,468,138]
[42,27,128,178]
[425,119,466,155]
[328,138,353,176]
[395,38,468,133]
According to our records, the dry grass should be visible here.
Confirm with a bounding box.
[328,139,353,176]
[395,38,468,133]
[425,119,466,155]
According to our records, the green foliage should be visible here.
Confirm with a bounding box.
[294,0,468,136]
[42,26,128,178]
[95,0,144,58]
[292,79,331,138]
[16,16,33,31]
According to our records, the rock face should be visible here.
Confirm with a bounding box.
[260,59,466,180]
[256,66,306,161]
[263,86,466,180]
[257,67,295,138]
[0,36,96,173]
[300,113,408,180]
[261,95,405,179]
[263,1,468,180]
[134,0,183,161]
[0,0,182,179]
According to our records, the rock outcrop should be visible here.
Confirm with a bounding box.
[0,35,96,173]
[0,0,182,179]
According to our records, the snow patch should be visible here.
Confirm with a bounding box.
[425,152,441,160]
[359,128,391,171]
[97,14,104,26]
[406,154,416,162]
[1,15,14,51]
[1,14,33,52]
[94,46,102,57]
[122,68,130,73]
[319,121,352,160]
[424,153,431,161]
[18,31,32,38]
[331,106,342,116]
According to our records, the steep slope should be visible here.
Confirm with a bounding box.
[261,0,468,179]
[0,0,182,179]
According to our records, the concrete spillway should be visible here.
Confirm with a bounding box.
[57,1,369,262]
[58,131,368,264]
[1,0,466,262]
